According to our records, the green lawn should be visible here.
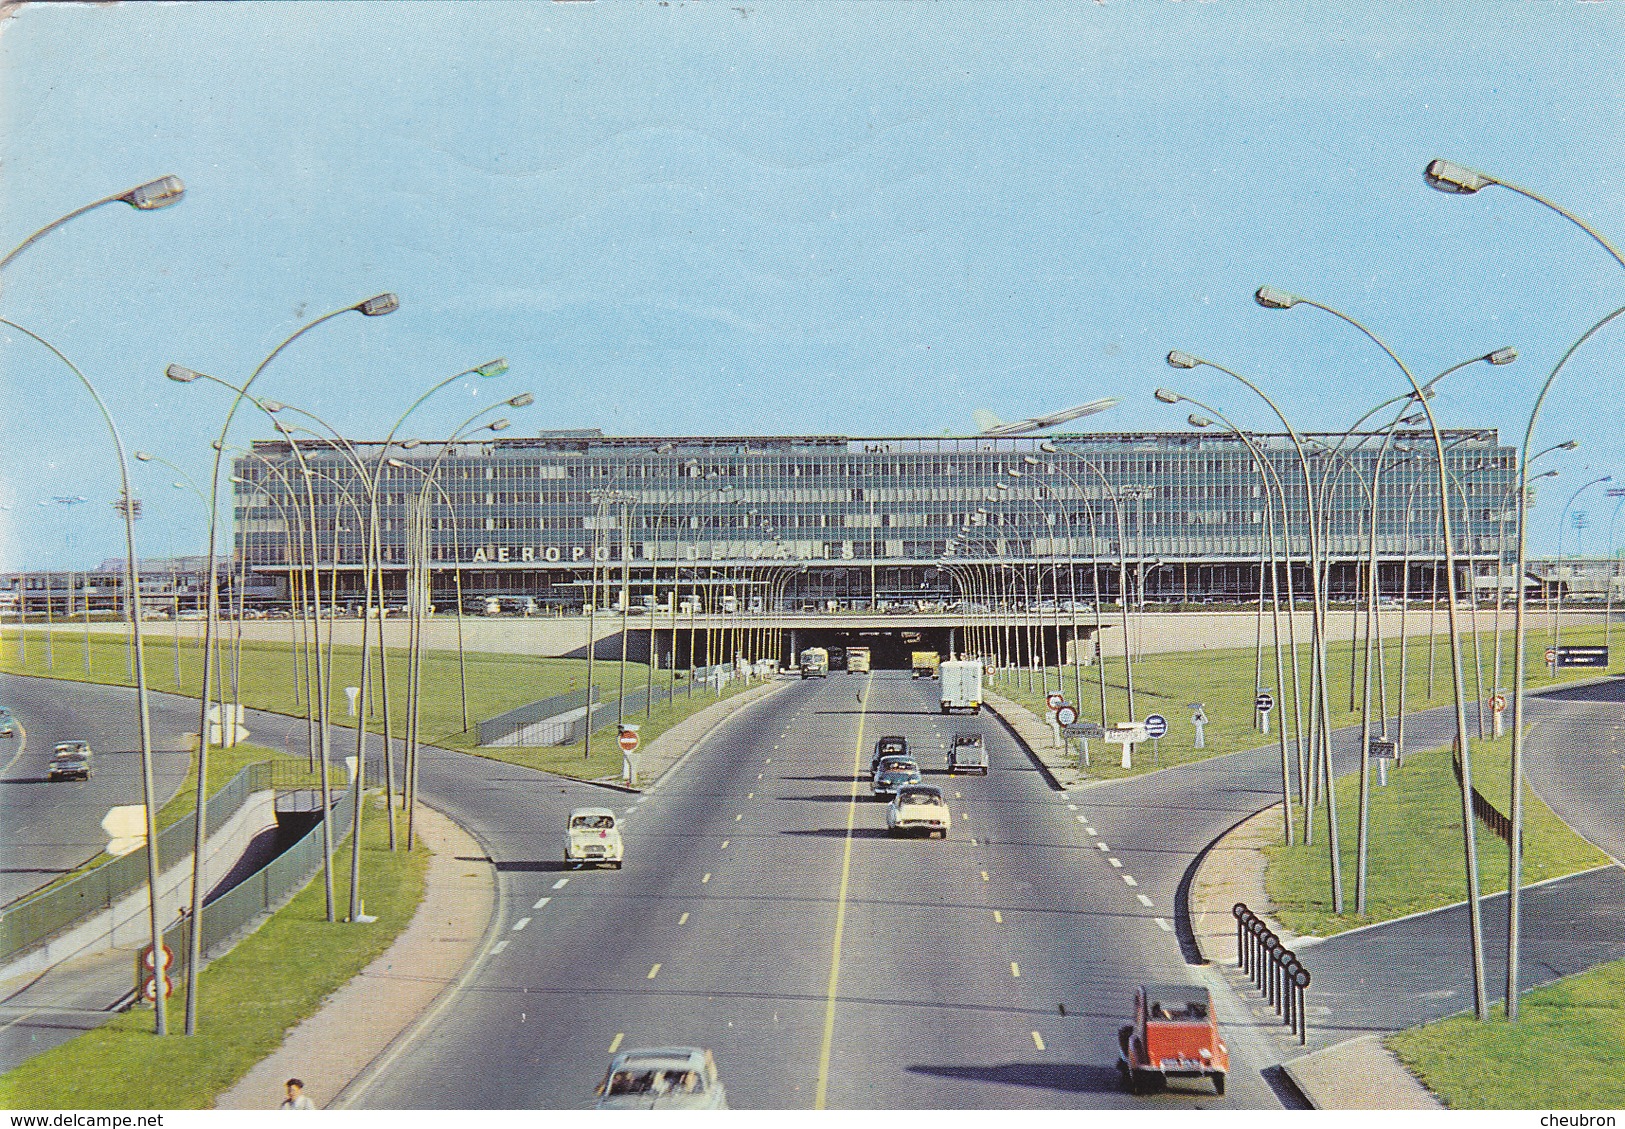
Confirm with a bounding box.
[0,801,429,1110]
[1388,960,1625,1108]
[0,627,761,782]
[1262,735,1610,937]
[992,621,1623,781]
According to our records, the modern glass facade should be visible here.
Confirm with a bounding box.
[231,428,1518,608]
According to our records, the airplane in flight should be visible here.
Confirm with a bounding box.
[973,397,1119,437]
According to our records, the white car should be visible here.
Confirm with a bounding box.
[888,784,951,838]
[596,1047,728,1109]
[565,807,623,868]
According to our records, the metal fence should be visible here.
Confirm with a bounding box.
[1233,902,1310,1044]
[477,688,598,746]
[0,761,283,963]
[479,664,744,748]
[160,782,358,975]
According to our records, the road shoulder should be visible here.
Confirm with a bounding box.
[213,804,495,1111]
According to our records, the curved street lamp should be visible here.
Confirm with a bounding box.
[1251,285,1489,1017]
[0,318,166,1034]
[0,177,185,275]
[1424,159,1625,272]
[163,293,398,1032]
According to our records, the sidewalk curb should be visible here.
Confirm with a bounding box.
[214,803,497,1111]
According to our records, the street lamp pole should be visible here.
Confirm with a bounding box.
[0,319,167,1034]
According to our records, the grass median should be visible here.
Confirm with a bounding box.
[1263,734,1611,937]
[991,621,1621,781]
[0,627,760,782]
[0,794,429,1110]
[1386,960,1625,1108]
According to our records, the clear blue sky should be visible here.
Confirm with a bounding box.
[2,1,1621,569]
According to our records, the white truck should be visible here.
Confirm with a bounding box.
[938,659,983,714]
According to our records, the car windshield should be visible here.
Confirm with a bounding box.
[571,815,615,829]
[898,789,942,806]
[606,1068,703,1096]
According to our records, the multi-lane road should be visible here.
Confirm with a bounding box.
[6,663,1621,1107]
[349,672,1288,1109]
[0,674,192,907]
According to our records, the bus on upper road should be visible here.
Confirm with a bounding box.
[799,647,829,678]
[847,646,871,673]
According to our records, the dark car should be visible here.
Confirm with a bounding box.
[871,735,909,773]
[871,756,922,799]
[48,741,93,781]
[948,733,988,775]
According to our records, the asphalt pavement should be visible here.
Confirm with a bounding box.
[0,673,194,907]
[348,672,1284,1109]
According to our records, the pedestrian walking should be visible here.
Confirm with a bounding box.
[281,1078,315,1110]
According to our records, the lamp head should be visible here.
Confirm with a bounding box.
[258,399,286,413]
[135,451,153,462]
[1561,440,1580,451]
[488,418,510,432]
[1254,286,1298,310]
[386,458,406,469]
[1006,468,1022,478]
[995,481,1010,491]
[1154,387,1182,404]
[165,364,203,383]
[473,358,509,378]
[507,392,534,408]
[401,438,422,449]
[1039,441,1057,453]
[1424,159,1493,195]
[356,293,400,317]
[1164,351,1199,371]
[1487,347,1517,365]
[1188,415,1212,428]
[122,176,185,210]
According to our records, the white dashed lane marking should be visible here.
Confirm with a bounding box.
[552,878,570,890]
[512,917,531,931]
[532,896,551,909]
[1137,894,1154,908]
[491,939,509,955]
[1108,858,1122,868]
[1123,875,1139,887]
[1155,918,1172,932]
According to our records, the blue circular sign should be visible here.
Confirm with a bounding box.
[1143,714,1167,739]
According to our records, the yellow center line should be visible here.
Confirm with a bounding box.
[608,1032,624,1054]
[815,670,873,1110]
[993,910,1003,924]
[1032,1031,1046,1051]
[678,912,689,925]
[647,963,661,979]
[1011,962,1021,978]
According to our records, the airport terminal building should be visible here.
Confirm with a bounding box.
[231,427,1520,611]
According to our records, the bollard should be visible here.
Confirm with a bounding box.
[1232,903,1312,1043]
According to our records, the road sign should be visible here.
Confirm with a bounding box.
[1369,738,1398,759]
[1055,704,1078,726]
[1064,722,1105,740]
[1255,690,1274,712]
[1545,648,1557,665]
[1556,645,1610,668]
[140,942,174,972]
[1046,692,1064,711]
[1490,694,1507,713]
[141,974,173,1001]
[618,729,640,753]
[1104,722,1147,743]
[1143,714,1167,740]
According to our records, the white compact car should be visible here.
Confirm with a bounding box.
[596,1047,728,1109]
[887,784,951,838]
[565,807,624,868]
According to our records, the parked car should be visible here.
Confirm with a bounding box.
[948,733,988,775]
[1117,984,1228,1096]
[48,741,94,781]
[887,784,951,838]
[871,756,921,799]
[564,807,623,868]
[0,708,15,738]
[595,1047,727,1109]
[871,734,909,773]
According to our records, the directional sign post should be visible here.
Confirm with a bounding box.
[1255,689,1274,736]
[1491,690,1507,738]
[1105,722,1147,769]
[1143,714,1167,764]
[1190,703,1207,749]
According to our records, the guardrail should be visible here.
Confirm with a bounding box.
[1233,902,1310,1045]
[0,761,282,963]
[1451,744,1514,844]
